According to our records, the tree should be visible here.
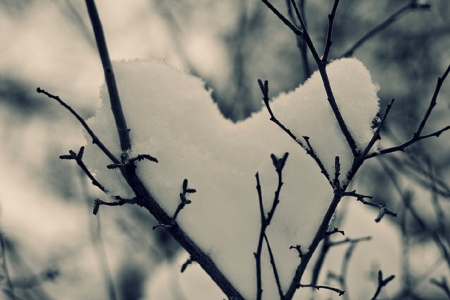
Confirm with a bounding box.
[1,0,449,299]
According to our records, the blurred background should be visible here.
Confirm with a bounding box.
[0,0,449,299]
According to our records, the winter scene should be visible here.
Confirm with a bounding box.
[0,1,449,299]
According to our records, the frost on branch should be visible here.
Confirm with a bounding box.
[82,58,379,299]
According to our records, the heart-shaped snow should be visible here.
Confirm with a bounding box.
[84,58,379,299]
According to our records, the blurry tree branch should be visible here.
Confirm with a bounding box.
[0,232,15,300]
[366,64,450,159]
[340,0,431,58]
[370,270,395,300]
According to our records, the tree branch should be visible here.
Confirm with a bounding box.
[85,0,131,157]
[366,64,450,159]
[322,0,340,63]
[254,153,289,300]
[342,190,397,222]
[258,80,332,186]
[340,0,431,58]
[289,0,359,157]
[36,88,120,165]
[370,270,395,300]
[298,283,344,296]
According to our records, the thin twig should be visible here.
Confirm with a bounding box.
[342,190,396,222]
[172,179,195,223]
[85,0,131,156]
[370,270,395,300]
[366,65,450,159]
[261,0,303,37]
[285,0,311,79]
[263,234,284,299]
[254,172,265,300]
[254,153,289,300]
[290,0,359,157]
[258,80,332,186]
[93,197,138,215]
[416,64,450,136]
[298,283,344,296]
[329,236,371,248]
[36,88,120,165]
[333,156,340,190]
[284,192,342,299]
[60,146,109,193]
[78,169,118,300]
[340,1,431,58]
[361,99,395,161]
[0,233,15,300]
[322,0,340,63]
[430,277,450,298]
[367,126,450,159]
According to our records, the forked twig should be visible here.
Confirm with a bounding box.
[430,277,450,298]
[258,80,332,185]
[289,0,359,157]
[254,153,288,300]
[60,146,109,193]
[366,65,450,159]
[370,270,395,300]
[342,190,397,222]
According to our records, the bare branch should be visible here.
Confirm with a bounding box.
[285,0,311,79]
[298,283,345,296]
[342,190,396,222]
[263,234,284,299]
[254,172,264,300]
[322,0,340,63]
[416,64,450,136]
[362,99,395,160]
[340,1,431,58]
[289,0,359,157]
[258,80,333,186]
[60,146,109,193]
[36,88,120,165]
[86,0,131,156]
[172,179,195,223]
[329,236,371,248]
[93,197,138,215]
[254,153,289,299]
[366,65,450,159]
[261,0,303,37]
[285,192,342,299]
[367,126,450,159]
[430,277,450,298]
[181,257,194,273]
[370,270,395,300]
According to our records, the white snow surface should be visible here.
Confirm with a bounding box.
[83,57,379,299]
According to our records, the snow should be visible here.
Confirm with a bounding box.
[83,57,380,299]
